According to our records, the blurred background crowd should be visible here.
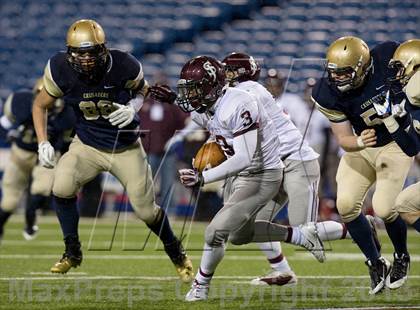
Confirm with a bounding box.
[0,0,419,224]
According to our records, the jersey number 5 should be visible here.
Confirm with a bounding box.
[79,100,115,120]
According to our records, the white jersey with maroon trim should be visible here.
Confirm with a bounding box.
[191,87,283,173]
[236,81,319,162]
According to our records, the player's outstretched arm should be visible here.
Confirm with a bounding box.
[33,88,57,168]
[330,120,377,152]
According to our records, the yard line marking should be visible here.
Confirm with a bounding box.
[1,275,420,281]
[28,272,88,275]
[1,253,420,262]
[312,307,420,310]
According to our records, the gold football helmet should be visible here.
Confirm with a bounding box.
[66,19,108,78]
[389,39,420,85]
[326,36,372,92]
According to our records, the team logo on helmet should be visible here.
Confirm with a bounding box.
[203,61,217,82]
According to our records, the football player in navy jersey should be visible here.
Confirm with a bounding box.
[312,36,412,294]
[380,40,420,237]
[32,19,193,282]
[0,79,75,242]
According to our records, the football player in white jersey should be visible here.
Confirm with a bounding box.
[149,56,325,302]
[222,52,364,286]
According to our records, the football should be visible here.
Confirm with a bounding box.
[193,141,226,172]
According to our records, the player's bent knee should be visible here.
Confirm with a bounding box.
[31,184,52,197]
[136,205,159,225]
[52,175,78,198]
[394,193,411,214]
[336,197,360,223]
[374,207,398,223]
[205,225,229,247]
[1,196,20,212]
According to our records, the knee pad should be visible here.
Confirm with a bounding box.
[373,205,398,223]
[336,195,361,223]
[52,173,78,198]
[135,203,159,225]
[0,195,20,212]
[205,225,229,247]
[372,196,398,223]
[31,182,52,197]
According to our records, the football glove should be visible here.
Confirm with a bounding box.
[373,90,392,118]
[38,141,56,168]
[109,103,136,128]
[179,169,203,187]
[148,84,177,105]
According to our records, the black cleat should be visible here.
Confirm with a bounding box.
[386,253,410,289]
[366,215,381,253]
[365,257,391,295]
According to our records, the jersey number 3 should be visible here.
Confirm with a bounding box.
[79,100,115,120]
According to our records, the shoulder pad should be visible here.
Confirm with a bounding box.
[312,79,347,122]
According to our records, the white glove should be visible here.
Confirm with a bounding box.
[391,98,407,118]
[164,134,184,152]
[109,103,136,128]
[178,169,203,187]
[38,141,56,168]
[372,90,392,118]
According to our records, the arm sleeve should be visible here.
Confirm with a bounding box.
[202,128,257,184]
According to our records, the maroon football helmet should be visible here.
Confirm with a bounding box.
[176,56,226,113]
[222,52,261,84]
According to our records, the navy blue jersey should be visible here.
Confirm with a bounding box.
[312,41,411,147]
[43,49,144,151]
[1,90,76,152]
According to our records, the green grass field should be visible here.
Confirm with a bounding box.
[0,215,419,310]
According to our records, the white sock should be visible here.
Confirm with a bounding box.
[316,221,348,241]
[290,227,304,246]
[195,243,225,285]
[257,241,291,272]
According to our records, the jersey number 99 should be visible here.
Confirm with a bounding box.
[79,100,115,120]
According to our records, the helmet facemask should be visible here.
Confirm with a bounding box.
[67,44,108,80]
[327,57,372,92]
[224,65,242,85]
[388,58,418,86]
[176,78,222,113]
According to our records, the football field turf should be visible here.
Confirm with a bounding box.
[0,215,419,310]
